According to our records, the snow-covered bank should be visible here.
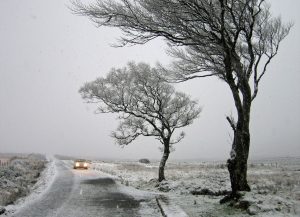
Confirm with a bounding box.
[91,158,300,217]
[0,154,56,216]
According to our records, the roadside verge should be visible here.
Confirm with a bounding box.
[156,195,189,217]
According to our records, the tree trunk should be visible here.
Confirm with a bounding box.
[221,68,252,202]
[158,139,170,182]
[226,94,252,200]
[227,124,251,194]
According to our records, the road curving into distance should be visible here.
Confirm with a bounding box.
[10,159,160,217]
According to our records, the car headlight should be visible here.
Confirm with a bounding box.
[84,163,88,167]
[75,162,80,167]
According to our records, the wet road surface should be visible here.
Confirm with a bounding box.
[11,160,159,217]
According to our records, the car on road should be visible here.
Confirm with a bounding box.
[73,159,89,169]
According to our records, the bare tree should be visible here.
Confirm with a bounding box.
[79,62,201,182]
[72,0,292,200]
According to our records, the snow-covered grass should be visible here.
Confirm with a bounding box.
[0,154,56,215]
[91,158,300,217]
[0,154,46,206]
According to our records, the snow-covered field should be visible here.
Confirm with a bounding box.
[1,155,299,216]
[91,157,300,217]
[0,154,56,215]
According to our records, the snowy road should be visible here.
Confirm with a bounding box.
[10,160,160,217]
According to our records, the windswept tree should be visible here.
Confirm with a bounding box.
[72,0,292,200]
[79,62,201,182]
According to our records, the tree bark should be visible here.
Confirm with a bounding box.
[158,139,170,182]
[226,81,252,200]
[227,124,251,195]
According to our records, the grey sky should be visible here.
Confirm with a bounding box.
[0,0,299,160]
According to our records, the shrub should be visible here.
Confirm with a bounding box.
[139,159,150,164]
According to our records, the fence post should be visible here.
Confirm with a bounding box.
[0,160,10,168]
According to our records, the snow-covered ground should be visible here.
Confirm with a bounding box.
[90,158,300,217]
[1,155,298,216]
[0,154,56,216]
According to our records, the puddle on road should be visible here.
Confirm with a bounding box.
[79,177,141,214]
[88,192,140,209]
[81,177,116,186]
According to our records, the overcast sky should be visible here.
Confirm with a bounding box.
[0,0,299,160]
